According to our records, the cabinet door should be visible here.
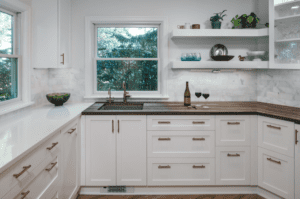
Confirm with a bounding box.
[295,124,300,199]
[86,116,117,186]
[59,0,71,68]
[117,116,146,186]
[61,121,78,199]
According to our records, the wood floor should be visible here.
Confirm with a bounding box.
[77,195,265,199]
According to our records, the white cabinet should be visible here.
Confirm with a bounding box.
[216,116,251,147]
[258,147,294,199]
[32,0,71,68]
[216,147,251,185]
[85,115,147,186]
[258,116,295,157]
[295,124,300,199]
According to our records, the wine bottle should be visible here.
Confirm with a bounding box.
[184,81,191,106]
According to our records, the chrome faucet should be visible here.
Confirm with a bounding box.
[108,88,112,103]
[122,81,131,103]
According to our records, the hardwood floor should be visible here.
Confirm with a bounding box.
[77,195,265,199]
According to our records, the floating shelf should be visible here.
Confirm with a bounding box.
[275,38,300,43]
[171,61,269,69]
[275,0,300,8]
[171,28,269,38]
[272,63,300,69]
[275,14,300,25]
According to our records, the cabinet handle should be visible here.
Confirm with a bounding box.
[61,53,64,65]
[118,120,119,133]
[267,125,281,130]
[193,165,205,168]
[193,121,205,124]
[158,165,171,169]
[21,190,30,199]
[158,121,170,124]
[112,120,114,133]
[227,122,240,125]
[296,129,298,145]
[227,153,240,157]
[267,158,281,165]
[47,142,58,150]
[158,138,171,141]
[68,128,76,134]
[193,138,205,141]
[46,162,58,171]
[13,165,31,178]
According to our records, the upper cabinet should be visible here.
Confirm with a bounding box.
[32,0,71,68]
[270,0,300,69]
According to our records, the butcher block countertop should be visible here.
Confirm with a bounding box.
[82,101,300,124]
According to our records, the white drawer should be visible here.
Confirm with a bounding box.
[147,116,215,131]
[258,147,294,199]
[0,131,61,199]
[147,131,215,158]
[147,158,215,186]
[216,116,251,146]
[216,147,251,185]
[258,116,295,157]
[3,155,61,199]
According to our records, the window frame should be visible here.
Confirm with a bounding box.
[85,16,169,100]
[94,24,161,95]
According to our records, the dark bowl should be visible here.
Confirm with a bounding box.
[211,55,234,61]
[46,93,70,106]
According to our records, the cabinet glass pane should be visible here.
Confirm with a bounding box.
[97,27,158,58]
[0,58,18,102]
[0,11,13,55]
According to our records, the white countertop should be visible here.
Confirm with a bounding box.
[0,103,93,174]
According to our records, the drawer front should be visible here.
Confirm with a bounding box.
[0,131,61,199]
[258,147,294,199]
[216,116,251,146]
[216,147,251,185]
[258,116,295,157]
[3,155,61,199]
[147,116,215,131]
[147,131,215,158]
[147,158,215,186]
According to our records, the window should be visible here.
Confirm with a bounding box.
[0,8,19,103]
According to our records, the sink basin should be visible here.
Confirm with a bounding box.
[98,102,144,110]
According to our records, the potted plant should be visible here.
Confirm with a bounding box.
[231,15,242,29]
[210,10,227,29]
[239,12,260,28]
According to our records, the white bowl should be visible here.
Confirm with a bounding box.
[247,51,266,56]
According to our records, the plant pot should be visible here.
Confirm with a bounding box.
[211,21,221,29]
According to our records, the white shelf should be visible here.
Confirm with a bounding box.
[275,38,300,43]
[271,63,300,69]
[275,0,300,8]
[171,61,269,69]
[171,28,269,38]
[275,14,300,24]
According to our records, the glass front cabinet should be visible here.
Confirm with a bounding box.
[271,0,300,69]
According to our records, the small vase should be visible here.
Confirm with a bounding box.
[211,21,221,29]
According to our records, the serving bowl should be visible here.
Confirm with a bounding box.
[210,44,228,57]
[247,51,266,61]
[211,55,234,61]
[46,93,70,106]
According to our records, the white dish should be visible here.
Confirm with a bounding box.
[202,106,209,109]
[247,51,266,56]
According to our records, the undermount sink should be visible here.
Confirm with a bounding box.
[98,102,144,110]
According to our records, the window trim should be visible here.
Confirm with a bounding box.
[85,16,169,100]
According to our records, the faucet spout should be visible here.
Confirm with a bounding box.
[122,81,131,103]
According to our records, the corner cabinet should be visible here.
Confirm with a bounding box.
[85,115,147,186]
[32,0,71,68]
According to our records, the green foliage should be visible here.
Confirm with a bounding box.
[210,10,227,22]
[233,12,260,28]
[231,15,242,29]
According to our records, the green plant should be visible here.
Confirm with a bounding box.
[231,15,242,29]
[210,10,227,22]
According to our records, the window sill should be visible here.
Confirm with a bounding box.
[84,94,169,100]
[0,101,35,116]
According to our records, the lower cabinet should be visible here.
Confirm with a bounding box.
[258,147,295,199]
[147,158,215,186]
[295,124,300,199]
[216,147,251,185]
[85,115,147,186]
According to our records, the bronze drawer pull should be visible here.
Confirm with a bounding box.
[158,138,171,141]
[193,165,205,168]
[267,158,281,165]
[158,165,171,169]
[13,165,31,178]
[193,121,205,124]
[68,128,76,134]
[47,142,58,150]
[227,153,240,157]
[46,162,58,171]
[296,130,298,145]
[193,138,205,141]
[158,121,171,124]
[61,53,64,65]
[21,190,30,199]
[118,120,120,133]
[112,120,114,133]
[227,122,240,125]
[267,125,281,130]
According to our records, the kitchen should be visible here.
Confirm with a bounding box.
[0,0,299,198]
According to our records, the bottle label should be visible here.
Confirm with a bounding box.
[184,97,191,105]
